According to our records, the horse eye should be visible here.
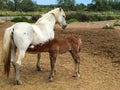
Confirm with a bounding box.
[63,15,65,18]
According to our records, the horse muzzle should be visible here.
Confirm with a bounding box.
[62,24,67,29]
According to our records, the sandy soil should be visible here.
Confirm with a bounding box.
[0,20,120,90]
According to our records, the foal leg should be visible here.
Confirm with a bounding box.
[36,53,42,71]
[49,53,57,82]
[70,51,80,78]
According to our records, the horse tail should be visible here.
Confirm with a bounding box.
[78,37,82,52]
[2,27,13,77]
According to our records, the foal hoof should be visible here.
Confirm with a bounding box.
[49,79,53,82]
[48,77,53,82]
[36,67,42,71]
[54,70,57,74]
[72,74,80,78]
[16,80,22,85]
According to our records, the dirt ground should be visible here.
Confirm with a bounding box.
[0,20,120,90]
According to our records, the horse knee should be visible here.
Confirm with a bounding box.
[16,50,25,65]
[16,60,21,65]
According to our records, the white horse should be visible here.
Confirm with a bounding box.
[2,8,67,85]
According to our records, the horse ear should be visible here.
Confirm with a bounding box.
[59,7,62,11]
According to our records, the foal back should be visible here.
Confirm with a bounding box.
[49,36,82,53]
[27,36,82,54]
[66,36,82,52]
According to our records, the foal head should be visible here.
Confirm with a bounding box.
[49,8,67,29]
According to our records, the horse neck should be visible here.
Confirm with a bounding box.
[48,10,59,23]
[33,14,56,43]
[35,14,56,30]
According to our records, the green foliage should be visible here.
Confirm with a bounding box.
[57,0,75,11]
[90,0,120,11]
[113,20,120,26]
[1,0,120,12]
[1,10,120,22]
[1,0,36,11]
[66,12,120,22]
[67,18,79,23]
[0,11,40,16]
[20,0,36,12]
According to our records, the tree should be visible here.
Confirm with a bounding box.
[13,0,22,11]
[57,0,75,11]
[20,0,36,11]
[91,0,120,11]
[2,0,22,11]
[0,0,3,9]
[1,0,37,11]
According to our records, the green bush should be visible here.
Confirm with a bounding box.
[67,18,79,23]
[113,20,120,26]
[9,12,120,23]
[66,12,120,22]
[11,17,35,23]
[114,23,120,26]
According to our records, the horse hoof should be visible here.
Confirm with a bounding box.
[16,80,22,85]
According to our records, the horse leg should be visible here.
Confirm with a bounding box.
[36,53,42,71]
[11,40,22,85]
[14,50,26,85]
[11,41,17,74]
[69,51,80,78]
[49,52,57,82]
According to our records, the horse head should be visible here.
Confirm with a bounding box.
[50,8,67,29]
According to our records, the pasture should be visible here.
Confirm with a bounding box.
[0,20,120,90]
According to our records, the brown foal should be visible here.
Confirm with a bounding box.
[27,36,82,81]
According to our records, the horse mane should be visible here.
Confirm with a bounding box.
[35,13,54,24]
[35,8,65,24]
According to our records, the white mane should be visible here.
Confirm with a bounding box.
[35,13,54,24]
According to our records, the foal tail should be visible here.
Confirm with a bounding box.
[78,38,82,52]
[2,27,13,77]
